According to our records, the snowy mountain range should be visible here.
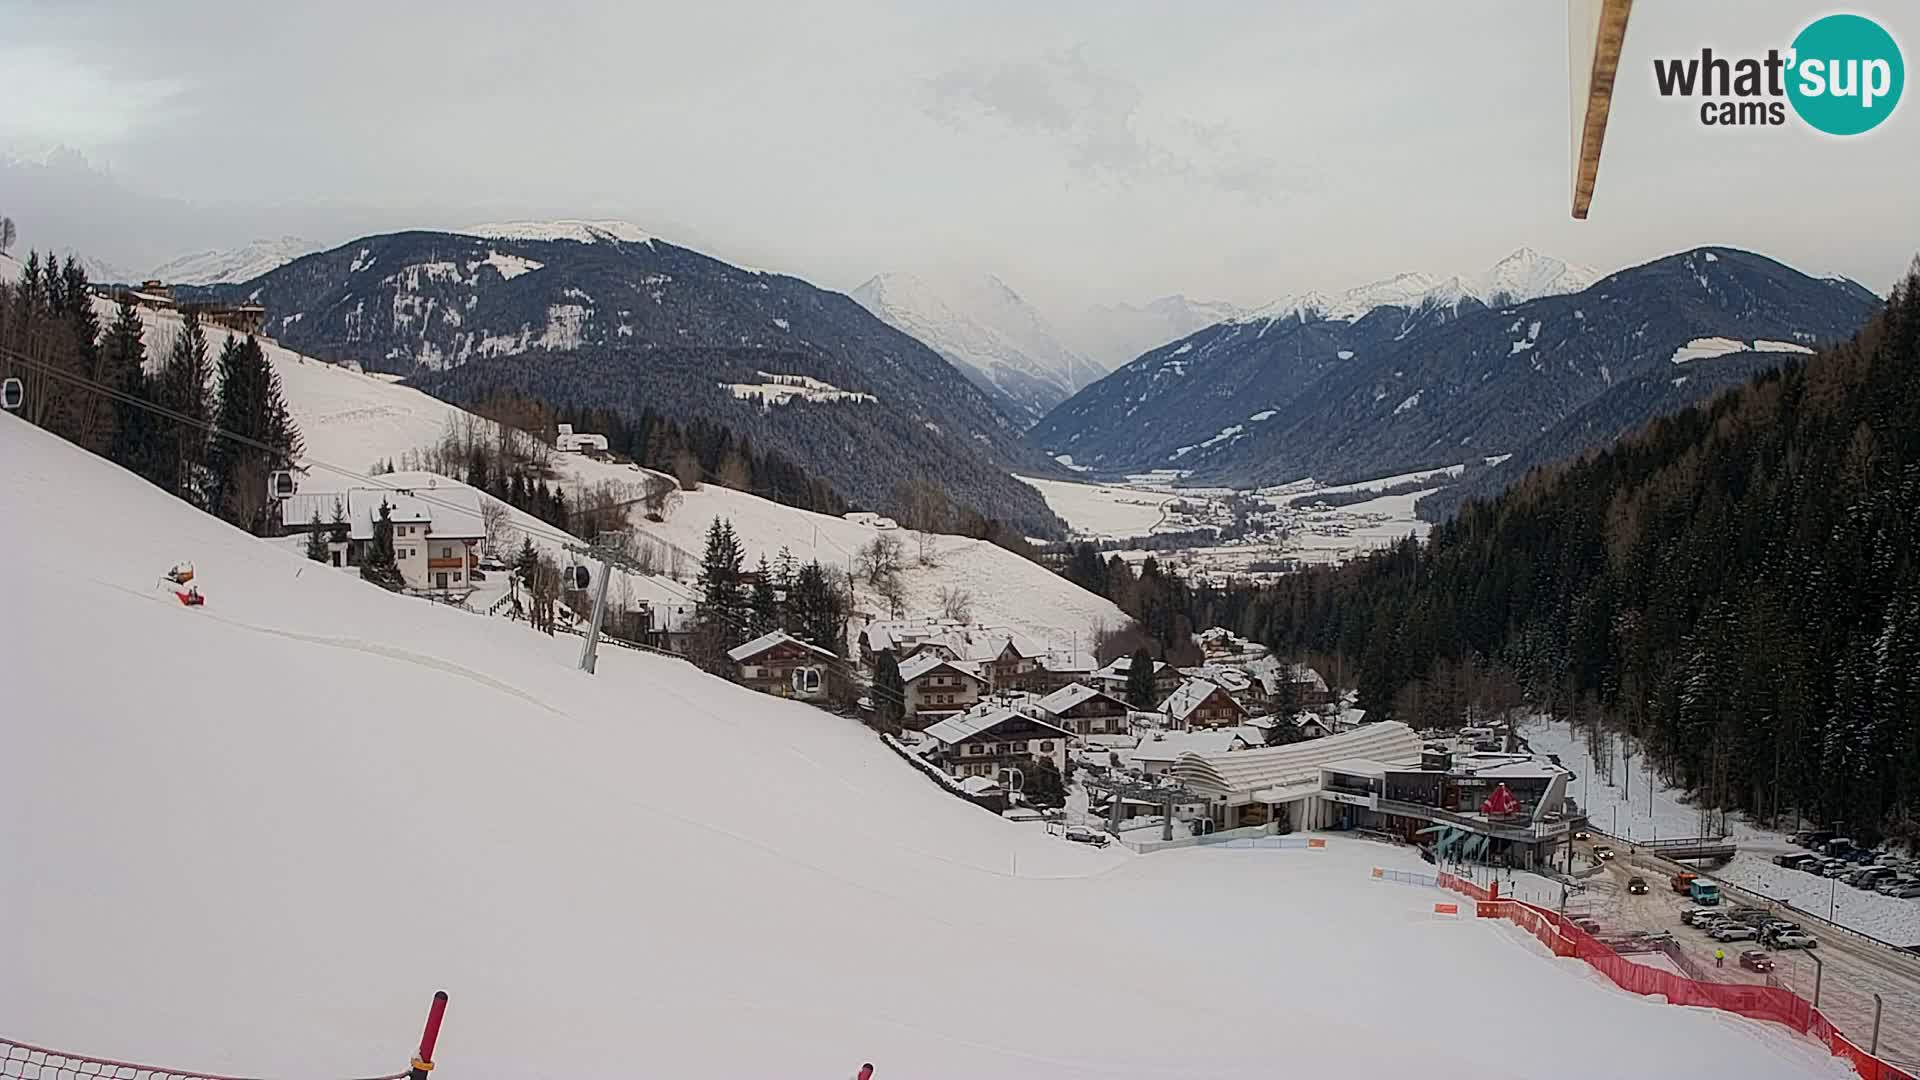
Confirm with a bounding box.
[1033,247,1880,502]
[1237,248,1600,325]
[195,223,1068,536]
[150,236,322,285]
[851,273,1105,425]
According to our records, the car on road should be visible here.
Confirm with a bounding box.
[1772,931,1818,949]
[1627,876,1649,895]
[1573,829,1590,840]
[1593,845,1615,861]
[1711,924,1759,942]
[1739,950,1776,973]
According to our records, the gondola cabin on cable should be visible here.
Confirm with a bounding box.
[727,630,842,702]
[1,377,22,411]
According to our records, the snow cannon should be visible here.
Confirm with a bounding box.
[175,585,205,607]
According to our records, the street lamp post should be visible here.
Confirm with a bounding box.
[1810,950,1824,1008]
[1829,877,1838,922]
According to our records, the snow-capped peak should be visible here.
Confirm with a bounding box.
[1237,248,1600,328]
[454,220,656,246]
[150,236,322,285]
[852,271,1104,420]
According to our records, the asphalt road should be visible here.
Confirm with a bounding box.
[1566,837,1920,1070]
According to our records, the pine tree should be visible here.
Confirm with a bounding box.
[328,497,350,544]
[101,295,150,477]
[749,555,777,636]
[154,311,214,507]
[695,516,747,643]
[789,560,844,653]
[359,500,407,591]
[206,335,301,533]
[305,511,330,562]
[516,537,539,581]
[1023,757,1067,809]
[873,650,906,730]
[1125,647,1157,709]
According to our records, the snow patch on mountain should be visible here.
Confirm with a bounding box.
[1670,336,1819,365]
[456,220,656,246]
[852,271,1100,422]
[1239,248,1600,328]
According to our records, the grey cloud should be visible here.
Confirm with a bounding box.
[925,48,1301,199]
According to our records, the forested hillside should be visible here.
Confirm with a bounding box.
[1196,261,1920,844]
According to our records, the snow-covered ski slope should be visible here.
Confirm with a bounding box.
[0,415,1850,1079]
[115,299,1127,651]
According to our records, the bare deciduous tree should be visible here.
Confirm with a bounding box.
[937,586,973,623]
[0,217,15,255]
[859,534,904,586]
[481,501,515,558]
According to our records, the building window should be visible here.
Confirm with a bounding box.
[1039,741,1053,752]
[1013,741,1028,752]
[442,546,453,558]
[969,744,985,755]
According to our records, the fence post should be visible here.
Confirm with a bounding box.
[1870,992,1882,1055]
[410,991,449,1080]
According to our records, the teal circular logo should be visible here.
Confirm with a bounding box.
[1787,14,1904,135]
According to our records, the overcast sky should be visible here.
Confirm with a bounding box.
[3,0,1916,314]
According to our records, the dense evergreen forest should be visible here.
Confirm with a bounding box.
[1161,262,1919,845]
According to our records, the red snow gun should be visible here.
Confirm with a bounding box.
[175,585,205,607]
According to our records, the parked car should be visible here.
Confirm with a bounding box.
[1593,845,1616,861]
[1627,876,1649,895]
[1821,860,1852,877]
[1681,907,1713,926]
[1573,916,1602,933]
[1893,884,1920,899]
[1772,931,1818,949]
[1063,825,1111,848]
[1849,867,1896,889]
[1695,916,1739,933]
[1711,924,1759,942]
[1739,950,1776,973]
[1873,875,1917,895]
[1774,853,1818,870]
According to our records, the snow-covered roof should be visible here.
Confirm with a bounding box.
[1096,656,1170,680]
[1159,678,1242,723]
[727,630,837,664]
[1129,730,1249,764]
[1462,759,1570,782]
[898,652,985,685]
[1035,682,1123,715]
[1320,757,1397,779]
[923,706,1071,747]
[1170,721,1422,798]
[958,775,1003,796]
[1178,664,1253,694]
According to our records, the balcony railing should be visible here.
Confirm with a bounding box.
[1376,798,1563,841]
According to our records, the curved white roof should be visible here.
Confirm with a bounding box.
[1170,721,1422,798]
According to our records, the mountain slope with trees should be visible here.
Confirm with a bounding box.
[1197,260,1920,844]
[199,226,1065,537]
[1034,249,1880,506]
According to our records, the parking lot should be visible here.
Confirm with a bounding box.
[1569,837,1920,1070]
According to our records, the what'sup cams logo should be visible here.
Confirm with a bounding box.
[1654,13,1904,134]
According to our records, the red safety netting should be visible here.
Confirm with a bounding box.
[0,1040,408,1080]
[1460,894,1916,1080]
